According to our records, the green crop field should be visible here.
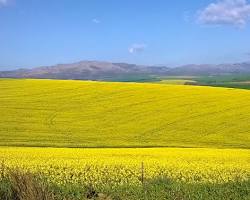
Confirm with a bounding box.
[0,79,250,148]
[156,79,197,85]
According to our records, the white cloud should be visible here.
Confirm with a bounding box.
[128,44,147,54]
[92,18,101,24]
[0,0,9,6]
[198,0,250,28]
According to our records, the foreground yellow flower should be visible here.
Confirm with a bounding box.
[0,147,249,186]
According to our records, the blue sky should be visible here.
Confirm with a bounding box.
[1,0,250,70]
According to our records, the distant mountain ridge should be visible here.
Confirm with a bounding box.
[1,61,250,80]
[0,61,170,80]
[168,62,250,76]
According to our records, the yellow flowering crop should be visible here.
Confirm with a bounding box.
[0,147,249,186]
[0,79,250,148]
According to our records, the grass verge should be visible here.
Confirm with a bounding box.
[0,168,249,200]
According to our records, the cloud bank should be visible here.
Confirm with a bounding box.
[198,0,250,28]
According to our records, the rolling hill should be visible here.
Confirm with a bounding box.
[168,62,250,76]
[0,79,250,148]
[1,61,250,80]
[0,61,170,80]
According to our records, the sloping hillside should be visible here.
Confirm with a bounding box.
[0,79,250,148]
[1,61,250,80]
[0,61,169,80]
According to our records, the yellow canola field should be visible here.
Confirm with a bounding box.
[0,79,250,148]
[0,147,249,186]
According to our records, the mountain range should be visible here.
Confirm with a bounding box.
[1,61,250,80]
